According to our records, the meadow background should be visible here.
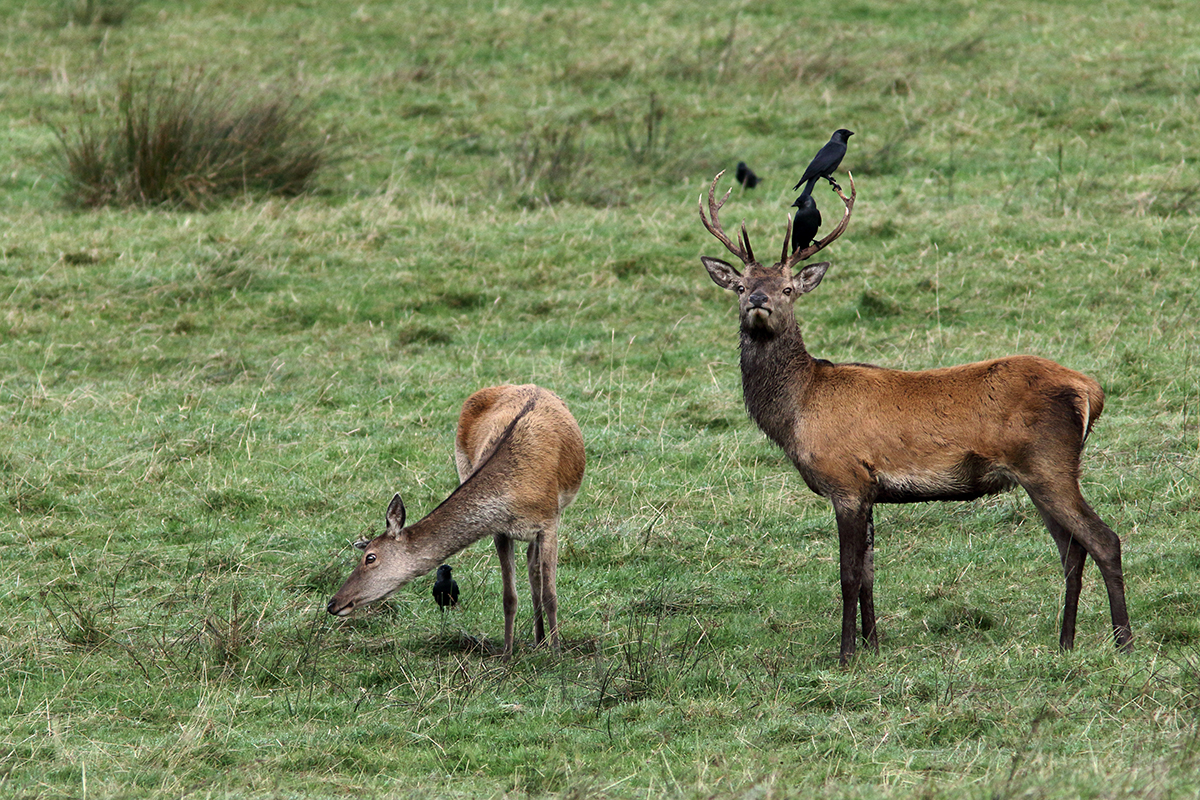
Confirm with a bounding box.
[2,0,1199,797]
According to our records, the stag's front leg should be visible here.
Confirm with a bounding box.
[833,499,872,665]
[860,511,879,653]
[494,533,519,658]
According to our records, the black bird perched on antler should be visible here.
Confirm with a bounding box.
[432,564,459,612]
[735,161,760,189]
[790,194,822,253]
[792,129,853,197]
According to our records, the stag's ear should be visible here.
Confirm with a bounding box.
[702,256,742,290]
[385,493,406,535]
[793,262,829,295]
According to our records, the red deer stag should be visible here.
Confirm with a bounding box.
[698,171,1132,664]
[327,384,586,657]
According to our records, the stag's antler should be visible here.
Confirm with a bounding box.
[779,173,856,272]
[699,170,756,267]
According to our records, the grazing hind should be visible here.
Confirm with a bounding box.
[327,384,586,657]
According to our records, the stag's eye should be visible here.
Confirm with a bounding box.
[735,284,746,294]
[782,286,793,296]
[365,553,377,564]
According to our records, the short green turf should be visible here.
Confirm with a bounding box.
[1,1,1198,798]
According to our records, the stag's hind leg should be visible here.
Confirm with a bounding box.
[1023,479,1132,653]
[1033,508,1089,649]
[1035,509,1089,650]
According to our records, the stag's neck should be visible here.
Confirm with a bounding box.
[404,484,518,572]
[739,325,816,454]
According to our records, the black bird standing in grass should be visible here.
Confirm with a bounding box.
[735,161,760,189]
[792,129,853,196]
[432,564,459,612]
[790,193,822,253]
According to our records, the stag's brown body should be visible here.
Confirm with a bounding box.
[327,384,585,657]
[700,171,1132,664]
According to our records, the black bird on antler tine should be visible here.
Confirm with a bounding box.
[790,193,822,253]
[735,161,760,189]
[792,129,853,196]
[432,564,459,613]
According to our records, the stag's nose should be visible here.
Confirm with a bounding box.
[748,291,769,309]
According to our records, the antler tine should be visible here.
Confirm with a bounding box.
[698,170,753,266]
[780,213,794,266]
[783,173,856,270]
[740,221,756,265]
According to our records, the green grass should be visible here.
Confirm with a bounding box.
[2,0,1199,797]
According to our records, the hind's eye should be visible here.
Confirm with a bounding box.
[365,553,377,564]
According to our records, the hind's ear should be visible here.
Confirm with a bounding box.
[385,493,406,534]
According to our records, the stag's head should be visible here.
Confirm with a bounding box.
[703,258,830,338]
[327,494,422,616]
[699,171,854,338]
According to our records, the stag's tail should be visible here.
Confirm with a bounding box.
[1076,377,1105,446]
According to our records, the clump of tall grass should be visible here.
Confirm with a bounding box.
[55,72,328,209]
[40,588,111,650]
[57,0,137,27]
[499,94,700,209]
[504,120,594,208]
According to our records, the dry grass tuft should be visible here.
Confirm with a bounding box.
[55,72,328,209]
[57,0,138,27]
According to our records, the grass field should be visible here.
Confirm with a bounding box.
[2,0,1199,797]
